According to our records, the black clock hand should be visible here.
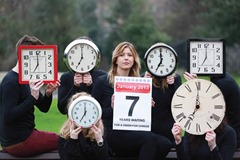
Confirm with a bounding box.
[80,104,87,122]
[33,54,39,72]
[201,48,208,65]
[155,49,163,72]
[189,91,200,120]
[76,47,84,69]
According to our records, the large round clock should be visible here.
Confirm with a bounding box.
[144,43,178,77]
[171,79,225,135]
[64,38,101,73]
[68,96,102,128]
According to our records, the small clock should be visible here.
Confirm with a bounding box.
[63,38,101,73]
[144,43,178,77]
[187,38,226,76]
[68,96,102,128]
[18,45,58,84]
[171,79,225,135]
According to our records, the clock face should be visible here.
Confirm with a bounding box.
[18,45,58,84]
[188,38,225,76]
[171,79,225,135]
[144,43,178,77]
[68,96,102,128]
[64,39,100,73]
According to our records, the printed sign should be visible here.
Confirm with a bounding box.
[113,76,152,131]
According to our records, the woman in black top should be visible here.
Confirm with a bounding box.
[184,71,240,148]
[144,71,182,145]
[172,121,236,160]
[58,36,107,115]
[91,42,172,160]
[58,92,110,160]
[58,69,106,114]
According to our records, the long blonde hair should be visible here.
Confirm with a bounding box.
[152,73,176,90]
[108,42,141,86]
[59,92,104,141]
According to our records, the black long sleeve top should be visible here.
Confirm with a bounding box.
[0,70,53,147]
[91,75,113,130]
[58,135,110,160]
[57,69,106,114]
[210,73,240,147]
[176,125,236,160]
[151,74,182,142]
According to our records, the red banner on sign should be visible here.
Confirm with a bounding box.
[115,82,150,93]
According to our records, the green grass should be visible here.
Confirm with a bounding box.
[34,99,67,133]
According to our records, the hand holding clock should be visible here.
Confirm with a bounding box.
[171,123,182,145]
[74,73,92,87]
[45,81,60,97]
[69,119,82,139]
[172,122,217,151]
[29,80,44,100]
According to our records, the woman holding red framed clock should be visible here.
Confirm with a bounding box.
[0,35,60,156]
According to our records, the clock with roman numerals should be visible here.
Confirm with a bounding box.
[171,79,225,135]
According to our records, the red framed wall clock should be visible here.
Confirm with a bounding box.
[18,45,58,84]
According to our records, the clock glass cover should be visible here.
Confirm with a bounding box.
[144,43,178,77]
[64,39,100,73]
[68,96,102,128]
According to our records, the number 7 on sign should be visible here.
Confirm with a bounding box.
[126,96,139,116]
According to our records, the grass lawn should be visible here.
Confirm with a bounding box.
[35,99,67,133]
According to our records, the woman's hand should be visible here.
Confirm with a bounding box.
[183,71,197,81]
[111,94,115,108]
[69,119,82,139]
[166,75,175,84]
[205,130,217,151]
[144,71,152,78]
[83,73,92,86]
[171,123,182,145]
[45,81,60,97]
[29,80,44,100]
[90,119,104,143]
[74,73,83,87]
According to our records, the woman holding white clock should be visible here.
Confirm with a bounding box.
[91,42,172,160]
[172,120,236,160]
[58,92,110,160]
[58,36,107,115]
[171,72,237,159]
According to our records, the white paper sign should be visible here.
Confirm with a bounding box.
[113,76,152,131]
